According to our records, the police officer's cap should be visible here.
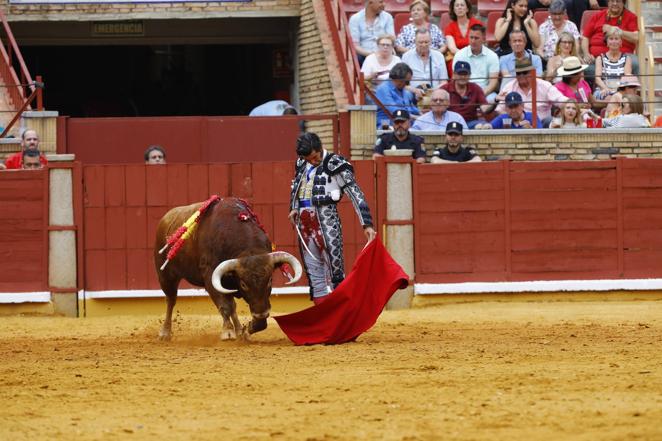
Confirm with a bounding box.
[446,121,463,135]
[392,109,410,122]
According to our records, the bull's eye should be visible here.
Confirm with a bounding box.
[240,281,249,291]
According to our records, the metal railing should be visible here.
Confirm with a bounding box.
[0,10,43,137]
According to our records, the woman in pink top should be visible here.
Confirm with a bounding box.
[553,56,596,108]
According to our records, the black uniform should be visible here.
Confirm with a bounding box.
[374,132,426,160]
[433,145,478,162]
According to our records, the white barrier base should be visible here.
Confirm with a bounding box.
[415,279,662,295]
[0,292,51,303]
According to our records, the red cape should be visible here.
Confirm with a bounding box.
[274,238,409,345]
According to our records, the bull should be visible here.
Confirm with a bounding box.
[154,197,302,341]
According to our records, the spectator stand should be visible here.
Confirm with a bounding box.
[477,0,507,17]
[385,0,411,13]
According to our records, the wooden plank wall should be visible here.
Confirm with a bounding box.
[0,170,48,292]
[82,161,377,291]
[62,116,305,165]
[414,159,662,283]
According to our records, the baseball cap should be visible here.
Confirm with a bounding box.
[453,61,471,74]
[505,92,523,106]
[445,121,463,135]
[392,109,410,122]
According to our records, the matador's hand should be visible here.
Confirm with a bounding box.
[288,209,298,226]
[364,226,377,244]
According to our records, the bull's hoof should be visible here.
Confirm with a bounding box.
[220,329,237,340]
[239,327,251,342]
[158,330,172,341]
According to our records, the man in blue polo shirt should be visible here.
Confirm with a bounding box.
[374,62,420,128]
[490,92,542,129]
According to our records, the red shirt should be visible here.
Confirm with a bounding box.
[444,17,484,51]
[3,151,48,169]
[583,8,638,56]
[441,80,487,122]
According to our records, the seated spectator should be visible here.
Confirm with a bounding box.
[593,27,632,100]
[361,34,401,90]
[441,62,492,129]
[553,56,596,108]
[490,92,542,129]
[402,29,448,91]
[348,0,395,65]
[496,58,567,127]
[21,149,44,170]
[145,145,167,164]
[600,94,650,128]
[395,0,446,56]
[530,0,608,30]
[249,100,298,116]
[581,0,639,75]
[452,24,500,102]
[412,89,467,131]
[499,30,543,89]
[494,0,541,57]
[604,75,640,118]
[537,0,581,62]
[549,99,587,128]
[444,0,483,74]
[1,129,47,170]
[373,109,427,163]
[374,63,421,128]
[431,122,481,163]
[544,32,579,83]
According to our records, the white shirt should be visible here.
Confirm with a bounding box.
[402,49,448,88]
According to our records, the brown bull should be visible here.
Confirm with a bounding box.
[154,197,302,341]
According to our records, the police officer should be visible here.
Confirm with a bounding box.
[430,121,482,163]
[372,109,426,164]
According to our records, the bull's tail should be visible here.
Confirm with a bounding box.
[159,195,221,270]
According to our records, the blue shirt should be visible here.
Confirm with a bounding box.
[491,112,542,129]
[374,80,420,128]
[499,50,544,88]
[401,49,448,88]
[348,9,395,53]
[411,110,467,131]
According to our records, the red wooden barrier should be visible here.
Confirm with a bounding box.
[414,158,662,283]
[81,161,377,292]
[59,116,309,165]
[0,169,48,292]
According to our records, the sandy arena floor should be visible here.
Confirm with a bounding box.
[1,301,661,441]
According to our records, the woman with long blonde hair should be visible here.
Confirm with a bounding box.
[550,100,586,128]
[544,32,577,83]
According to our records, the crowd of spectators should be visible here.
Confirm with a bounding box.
[348,0,652,150]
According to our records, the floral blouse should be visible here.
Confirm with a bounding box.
[539,18,580,60]
[395,23,446,51]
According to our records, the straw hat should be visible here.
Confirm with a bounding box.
[557,56,588,76]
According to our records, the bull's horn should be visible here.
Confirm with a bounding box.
[269,251,303,285]
[211,258,240,294]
